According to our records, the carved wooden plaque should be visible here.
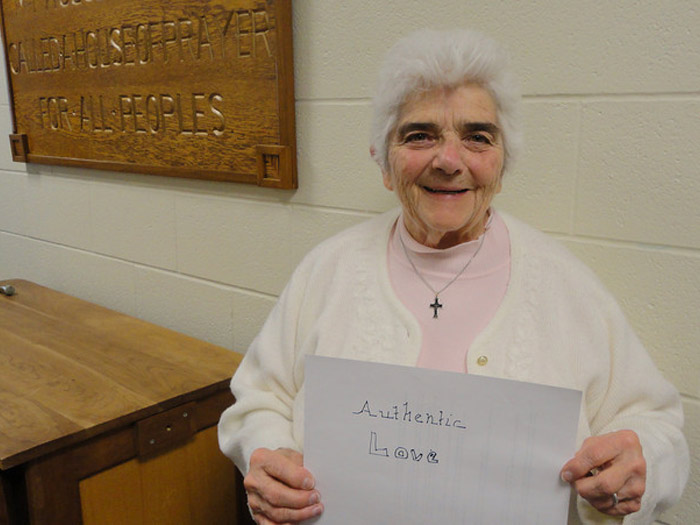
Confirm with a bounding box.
[0,0,296,188]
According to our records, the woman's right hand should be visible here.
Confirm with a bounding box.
[244,447,323,524]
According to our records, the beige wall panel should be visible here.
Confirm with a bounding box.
[291,102,393,212]
[176,195,367,295]
[51,245,138,316]
[91,180,178,270]
[23,172,93,249]
[292,0,700,100]
[176,196,295,294]
[60,166,283,207]
[658,399,700,525]
[286,206,369,267]
[133,267,235,350]
[0,171,28,235]
[563,239,700,397]
[509,1,699,96]
[0,233,138,314]
[495,100,579,233]
[574,100,699,248]
[0,231,72,285]
[0,232,21,279]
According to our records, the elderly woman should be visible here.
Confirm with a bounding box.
[218,29,688,524]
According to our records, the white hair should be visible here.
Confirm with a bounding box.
[370,28,522,174]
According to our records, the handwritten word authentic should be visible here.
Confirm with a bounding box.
[352,400,466,430]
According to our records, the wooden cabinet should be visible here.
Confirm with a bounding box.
[0,280,249,524]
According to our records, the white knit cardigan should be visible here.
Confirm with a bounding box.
[218,209,688,524]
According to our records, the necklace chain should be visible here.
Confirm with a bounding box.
[399,229,486,317]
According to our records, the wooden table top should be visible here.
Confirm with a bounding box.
[0,279,242,470]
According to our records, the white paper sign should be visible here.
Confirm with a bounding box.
[304,356,581,524]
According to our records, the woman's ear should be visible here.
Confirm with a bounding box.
[369,146,384,168]
[371,146,395,191]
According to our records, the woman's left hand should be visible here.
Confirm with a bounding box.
[560,429,646,517]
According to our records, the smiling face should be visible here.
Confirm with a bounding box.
[383,83,505,249]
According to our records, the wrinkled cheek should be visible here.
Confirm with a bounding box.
[471,178,501,220]
[391,180,425,228]
[476,159,504,200]
[476,183,499,208]
[472,157,503,182]
[395,178,421,211]
[485,175,503,195]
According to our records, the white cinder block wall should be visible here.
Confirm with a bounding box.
[0,1,697,522]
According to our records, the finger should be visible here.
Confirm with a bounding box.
[269,449,313,490]
[252,513,296,525]
[265,503,323,524]
[610,475,645,513]
[573,446,645,499]
[574,463,626,501]
[561,440,616,482]
[249,492,323,524]
[562,430,643,483]
[246,448,323,522]
[575,465,645,516]
[252,448,315,490]
[246,472,315,511]
[614,496,642,515]
[253,476,320,510]
[577,466,645,502]
[276,447,304,466]
[584,492,642,517]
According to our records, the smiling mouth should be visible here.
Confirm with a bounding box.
[421,185,470,195]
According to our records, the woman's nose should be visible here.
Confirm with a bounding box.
[432,136,463,176]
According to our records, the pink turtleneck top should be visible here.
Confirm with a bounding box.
[387,210,511,373]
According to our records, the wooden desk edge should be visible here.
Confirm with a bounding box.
[0,384,236,471]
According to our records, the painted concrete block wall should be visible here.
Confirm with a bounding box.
[0,1,697,522]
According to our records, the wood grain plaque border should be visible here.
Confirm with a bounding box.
[0,0,297,189]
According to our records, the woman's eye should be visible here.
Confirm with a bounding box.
[466,133,492,145]
[404,132,432,143]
